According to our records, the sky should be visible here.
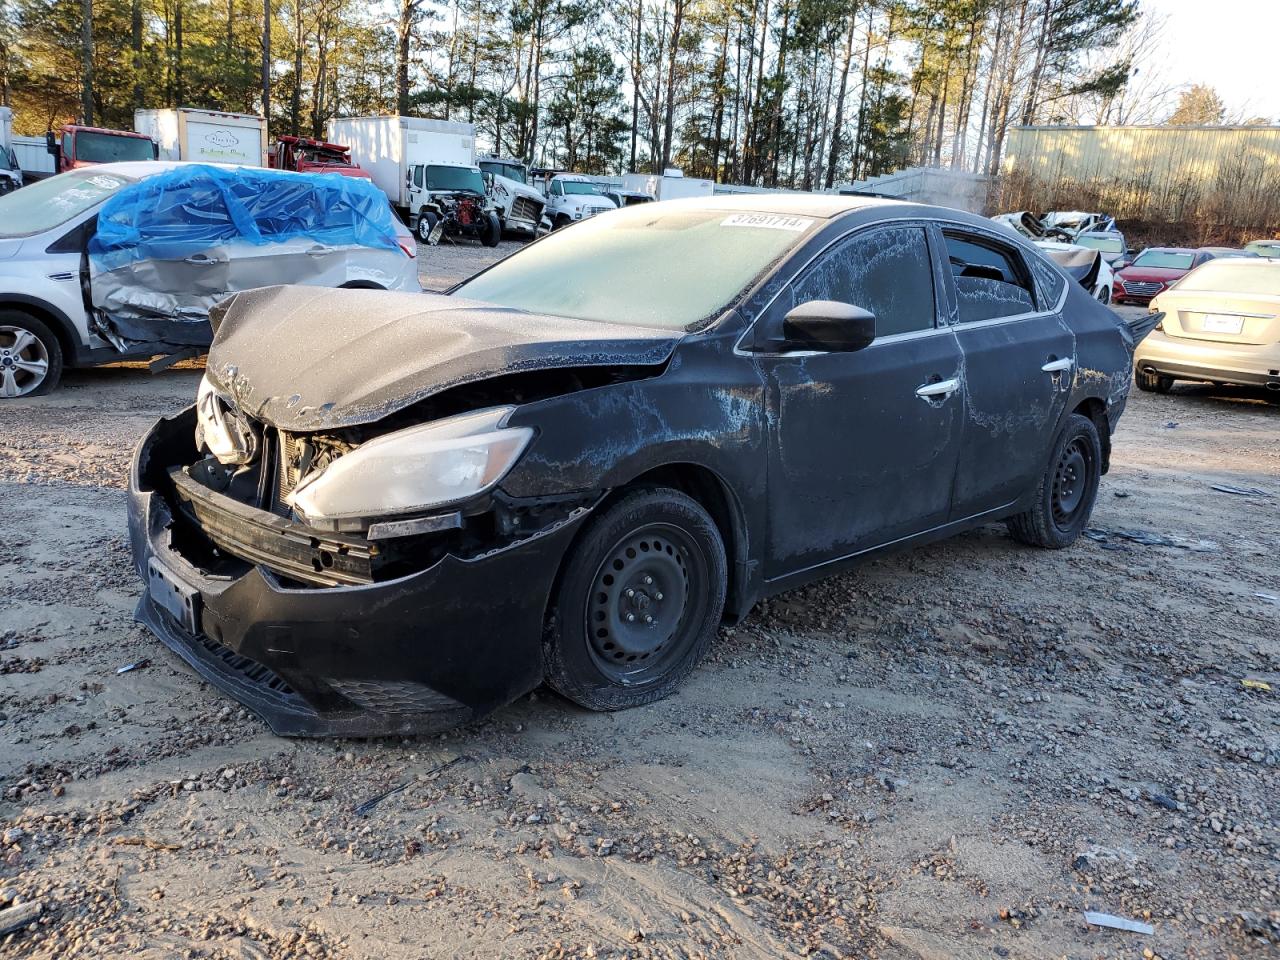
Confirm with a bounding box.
[1145,0,1278,121]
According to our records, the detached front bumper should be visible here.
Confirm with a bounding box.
[127,409,591,737]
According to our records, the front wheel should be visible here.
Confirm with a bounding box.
[416,211,438,245]
[1096,285,1111,305]
[544,487,727,712]
[0,312,63,398]
[479,211,501,247]
[1006,413,1102,549]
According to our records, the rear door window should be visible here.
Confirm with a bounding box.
[791,225,936,336]
[943,232,1037,323]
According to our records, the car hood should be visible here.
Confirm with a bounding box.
[1118,266,1187,282]
[205,285,681,431]
[495,176,543,202]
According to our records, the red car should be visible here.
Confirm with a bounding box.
[1113,247,1217,304]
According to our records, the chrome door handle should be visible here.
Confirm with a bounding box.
[306,246,334,256]
[183,256,222,265]
[916,378,960,399]
[1041,358,1073,373]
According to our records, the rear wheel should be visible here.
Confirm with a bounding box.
[1135,368,1173,393]
[1006,413,1102,549]
[0,312,62,398]
[544,487,726,712]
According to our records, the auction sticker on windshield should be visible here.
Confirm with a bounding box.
[721,213,813,231]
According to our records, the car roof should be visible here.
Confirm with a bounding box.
[642,193,909,219]
[1077,229,1123,238]
[1140,246,1197,254]
[66,160,244,179]
[1193,255,1278,267]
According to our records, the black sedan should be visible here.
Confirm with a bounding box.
[128,196,1154,736]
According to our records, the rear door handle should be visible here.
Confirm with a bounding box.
[183,256,222,265]
[916,378,960,399]
[1041,357,1073,373]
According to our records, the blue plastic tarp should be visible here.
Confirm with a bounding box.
[89,163,399,270]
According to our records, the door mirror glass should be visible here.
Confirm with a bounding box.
[782,300,876,352]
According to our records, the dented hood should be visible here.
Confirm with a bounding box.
[205,285,681,430]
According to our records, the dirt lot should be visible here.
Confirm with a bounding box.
[0,243,1277,959]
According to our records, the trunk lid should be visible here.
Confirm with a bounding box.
[1157,291,1280,346]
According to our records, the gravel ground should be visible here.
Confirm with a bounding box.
[0,244,1277,959]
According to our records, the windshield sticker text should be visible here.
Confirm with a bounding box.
[721,213,813,232]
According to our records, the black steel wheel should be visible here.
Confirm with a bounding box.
[1006,412,1102,549]
[544,487,726,711]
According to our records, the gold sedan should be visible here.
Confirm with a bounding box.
[1133,257,1280,396]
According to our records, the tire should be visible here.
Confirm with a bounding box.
[1096,285,1111,304]
[1135,368,1173,393]
[479,211,501,247]
[1006,413,1102,549]
[416,211,438,244]
[553,214,572,230]
[544,486,727,712]
[0,311,63,398]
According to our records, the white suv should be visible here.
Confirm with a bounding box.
[0,162,419,398]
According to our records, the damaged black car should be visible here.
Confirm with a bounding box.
[128,196,1157,736]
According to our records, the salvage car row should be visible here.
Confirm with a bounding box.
[994,209,1280,395]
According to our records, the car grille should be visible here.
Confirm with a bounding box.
[1123,280,1163,297]
[511,195,543,223]
[276,430,304,508]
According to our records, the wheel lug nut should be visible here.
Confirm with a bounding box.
[643,575,653,585]
[655,592,663,601]
[644,615,653,624]
[625,588,634,598]
[626,613,635,622]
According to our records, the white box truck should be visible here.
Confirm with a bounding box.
[135,108,268,166]
[622,168,714,201]
[327,116,476,224]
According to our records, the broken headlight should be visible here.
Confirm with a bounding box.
[286,406,533,522]
[195,374,259,466]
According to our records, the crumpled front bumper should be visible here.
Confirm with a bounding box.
[127,409,591,737]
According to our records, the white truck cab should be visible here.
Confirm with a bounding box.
[477,156,548,236]
[540,174,616,228]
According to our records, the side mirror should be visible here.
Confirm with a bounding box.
[1115,260,1130,270]
[45,131,57,154]
[781,300,876,352]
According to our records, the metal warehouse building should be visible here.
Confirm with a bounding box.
[1001,124,1280,235]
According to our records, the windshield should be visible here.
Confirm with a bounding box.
[560,180,601,196]
[1133,250,1194,270]
[454,206,816,330]
[1175,261,1280,295]
[0,169,135,237]
[1076,234,1123,253]
[75,131,153,163]
[425,165,485,194]
[480,161,526,185]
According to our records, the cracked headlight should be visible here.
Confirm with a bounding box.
[195,374,258,466]
[287,406,533,522]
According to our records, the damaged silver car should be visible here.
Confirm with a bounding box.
[0,162,419,398]
[129,196,1158,737]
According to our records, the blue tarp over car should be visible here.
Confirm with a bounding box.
[89,163,400,270]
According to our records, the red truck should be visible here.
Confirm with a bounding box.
[270,135,370,179]
[47,125,157,170]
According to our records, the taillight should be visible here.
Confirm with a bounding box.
[397,238,417,259]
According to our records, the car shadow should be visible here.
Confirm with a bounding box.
[1164,382,1280,411]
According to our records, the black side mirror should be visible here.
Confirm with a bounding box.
[781,300,876,352]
